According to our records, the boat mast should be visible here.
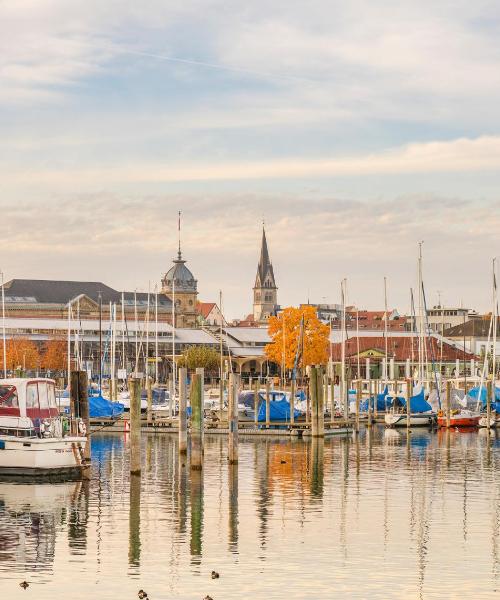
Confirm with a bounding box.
[1,270,6,378]
[146,283,150,382]
[418,242,424,384]
[492,258,497,400]
[121,292,126,373]
[99,292,102,395]
[134,290,138,373]
[384,276,388,382]
[219,289,224,415]
[67,300,71,388]
[155,284,159,384]
[341,278,347,420]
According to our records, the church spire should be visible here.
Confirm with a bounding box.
[253,224,278,323]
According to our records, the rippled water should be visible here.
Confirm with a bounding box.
[1,428,499,599]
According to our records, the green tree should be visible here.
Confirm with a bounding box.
[177,345,220,372]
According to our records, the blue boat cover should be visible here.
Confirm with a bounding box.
[257,399,301,422]
[468,385,500,408]
[397,389,432,413]
[89,395,124,418]
[360,386,390,412]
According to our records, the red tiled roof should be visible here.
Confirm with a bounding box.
[331,336,476,361]
[196,302,216,319]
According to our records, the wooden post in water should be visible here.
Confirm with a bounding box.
[196,367,205,412]
[330,373,335,422]
[445,379,451,428]
[254,378,259,426]
[374,378,379,418]
[355,379,361,433]
[265,378,270,428]
[168,377,174,418]
[367,379,372,427]
[71,370,91,466]
[487,379,492,432]
[406,378,411,431]
[146,374,152,422]
[310,366,318,436]
[310,366,325,437]
[129,375,142,475]
[219,372,224,423]
[190,373,203,470]
[228,372,239,464]
[178,367,188,454]
[290,378,296,425]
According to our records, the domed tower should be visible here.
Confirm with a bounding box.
[161,215,198,328]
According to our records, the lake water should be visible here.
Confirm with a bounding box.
[1,428,499,599]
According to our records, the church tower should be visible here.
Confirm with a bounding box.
[253,226,278,323]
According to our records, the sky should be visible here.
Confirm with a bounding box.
[1,1,500,319]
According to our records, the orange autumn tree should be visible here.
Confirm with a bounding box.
[42,338,67,371]
[265,306,330,369]
[0,337,41,371]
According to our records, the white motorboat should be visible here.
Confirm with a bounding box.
[384,411,437,427]
[0,378,88,476]
[478,414,499,428]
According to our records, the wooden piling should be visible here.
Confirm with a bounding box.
[355,379,361,433]
[190,373,204,470]
[254,378,259,425]
[228,372,239,464]
[71,370,91,466]
[219,375,224,422]
[487,379,492,432]
[146,375,152,422]
[178,367,188,453]
[265,379,270,428]
[290,378,296,424]
[310,366,325,437]
[445,379,451,428]
[406,378,411,430]
[129,375,142,475]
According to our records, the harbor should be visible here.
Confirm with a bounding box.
[3,2,500,597]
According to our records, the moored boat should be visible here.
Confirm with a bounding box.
[0,378,88,476]
[437,410,481,428]
[384,412,436,427]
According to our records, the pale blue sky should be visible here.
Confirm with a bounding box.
[1,1,500,317]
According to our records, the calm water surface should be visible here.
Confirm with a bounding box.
[1,428,499,599]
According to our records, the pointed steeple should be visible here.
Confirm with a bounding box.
[255,226,276,288]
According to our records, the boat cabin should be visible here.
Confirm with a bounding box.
[0,378,59,437]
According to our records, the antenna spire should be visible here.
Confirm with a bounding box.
[177,211,182,260]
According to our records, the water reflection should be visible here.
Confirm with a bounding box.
[0,428,498,599]
[190,470,203,562]
[0,480,83,574]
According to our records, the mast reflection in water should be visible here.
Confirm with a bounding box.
[0,429,498,599]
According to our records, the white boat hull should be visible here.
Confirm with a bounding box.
[0,436,88,475]
[385,412,436,427]
[478,415,498,428]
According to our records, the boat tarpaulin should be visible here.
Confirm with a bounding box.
[397,389,432,413]
[89,395,124,418]
[360,386,389,412]
[257,399,301,422]
[467,385,500,407]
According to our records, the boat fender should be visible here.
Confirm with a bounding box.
[78,420,87,436]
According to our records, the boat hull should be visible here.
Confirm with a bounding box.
[437,415,481,428]
[385,412,436,427]
[0,436,88,475]
[478,416,498,428]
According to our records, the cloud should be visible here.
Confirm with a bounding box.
[2,135,499,187]
[0,193,498,318]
